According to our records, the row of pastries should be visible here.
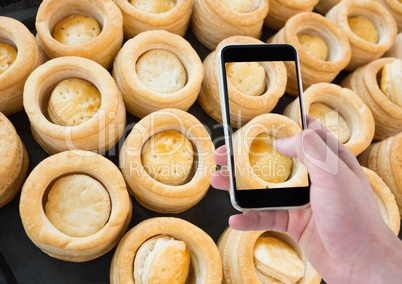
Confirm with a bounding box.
[1,0,402,283]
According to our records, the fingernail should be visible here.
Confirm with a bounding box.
[273,137,286,149]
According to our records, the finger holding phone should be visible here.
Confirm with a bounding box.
[215,43,402,283]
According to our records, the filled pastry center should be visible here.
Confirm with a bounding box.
[309,103,351,144]
[249,133,292,183]
[380,60,402,107]
[220,0,259,13]
[297,33,328,61]
[47,78,101,126]
[0,42,17,75]
[53,14,101,45]
[253,235,304,283]
[226,62,266,96]
[44,174,111,238]
[141,130,194,185]
[134,235,191,284]
[136,49,187,94]
[130,0,176,13]
[347,16,379,43]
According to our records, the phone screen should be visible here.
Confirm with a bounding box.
[218,44,310,210]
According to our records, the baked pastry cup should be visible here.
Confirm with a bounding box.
[362,167,400,234]
[314,0,340,15]
[198,35,287,128]
[264,0,319,30]
[326,0,397,71]
[341,57,402,141]
[114,0,192,38]
[358,132,402,219]
[232,113,308,189]
[218,228,321,283]
[23,56,126,155]
[191,0,269,50]
[375,0,402,32]
[119,108,216,213]
[19,150,132,262]
[269,12,351,96]
[113,30,203,119]
[284,82,375,156]
[110,217,222,283]
[384,32,402,59]
[35,0,123,69]
[0,112,29,208]
[0,16,43,115]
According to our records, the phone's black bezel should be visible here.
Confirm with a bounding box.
[217,43,311,211]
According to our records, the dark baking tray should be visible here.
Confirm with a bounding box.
[1,3,401,284]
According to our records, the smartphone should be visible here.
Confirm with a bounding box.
[217,43,310,211]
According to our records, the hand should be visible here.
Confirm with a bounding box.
[211,117,402,283]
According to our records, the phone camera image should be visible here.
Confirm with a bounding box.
[217,44,310,211]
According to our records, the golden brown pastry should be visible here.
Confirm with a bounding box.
[217,228,321,283]
[35,0,123,69]
[198,35,287,127]
[341,57,402,141]
[53,14,101,45]
[269,12,351,96]
[23,56,126,154]
[110,217,223,283]
[326,0,397,71]
[232,113,308,190]
[47,78,102,126]
[19,150,132,262]
[133,235,191,283]
[119,108,216,213]
[44,174,111,238]
[113,30,203,119]
[375,0,402,32]
[284,82,375,156]
[141,130,194,186]
[384,32,402,59]
[191,0,269,50]
[0,112,29,208]
[358,133,402,219]
[0,16,43,115]
[114,0,192,38]
[380,60,402,107]
[362,167,400,234]
[264,0,319,30]
[249,133,293,183]
[314,0,340,15]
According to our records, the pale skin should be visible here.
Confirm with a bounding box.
[211,117,402,283]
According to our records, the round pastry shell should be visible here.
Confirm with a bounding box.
[19,150,132,262]
[110,217,222,283]
[326,0,397,70]
[217,227,321,283]
[269,12,352,95]
[232,113,308,189]
[112,30,203,119]
[191,0,269,50]
[35,0,123,69]
[0,16,43,115]
[284,82,375,156]
[119,108,216,213]
[114,0,192,38]
[23,56,126,154]
[0,112,29,207]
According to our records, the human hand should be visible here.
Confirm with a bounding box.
[211,117,402,283]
